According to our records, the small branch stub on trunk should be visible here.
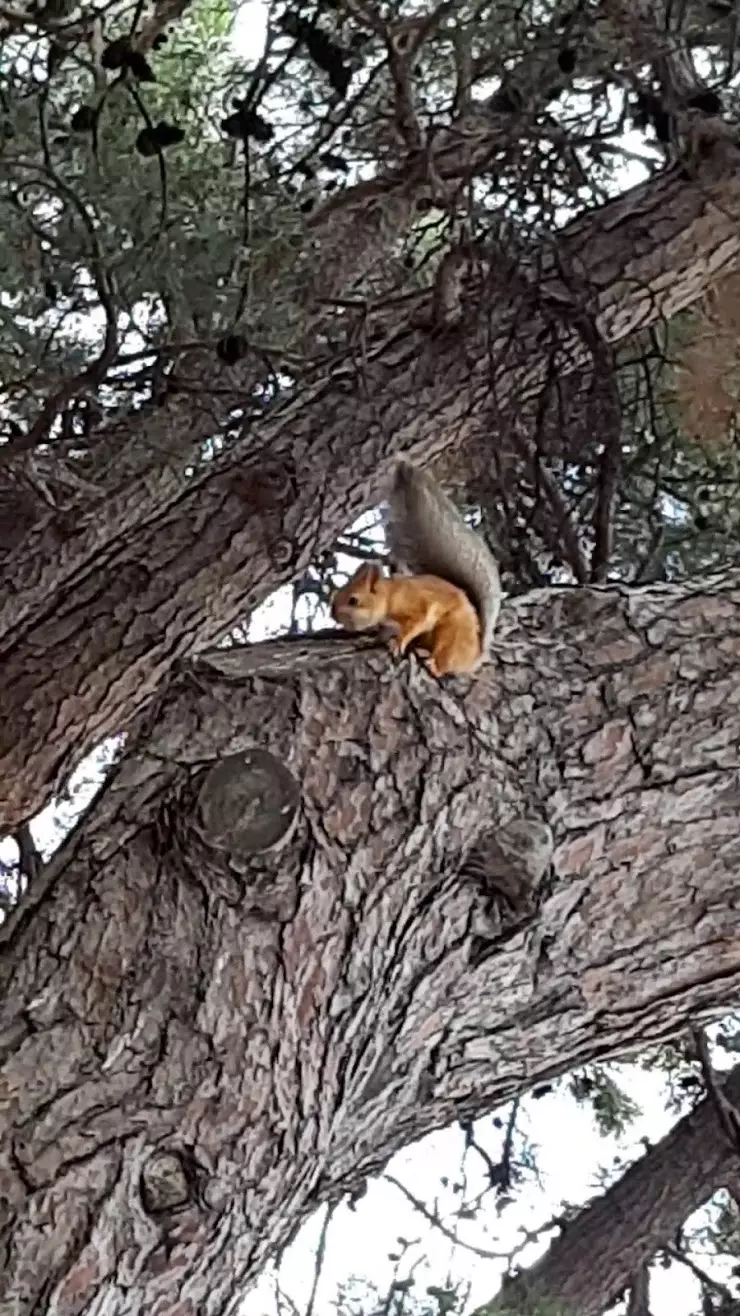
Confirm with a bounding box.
[194,749,300,857]
[165,748,303,914]
[140,1150,198,1216]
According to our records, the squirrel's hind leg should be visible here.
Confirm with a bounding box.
[389,615,434,659]
[426,622,479,677]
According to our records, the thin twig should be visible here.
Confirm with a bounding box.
[15,823,41,887]
[4,163,119,461]
[304,1200,337,1316]
[663,1242,735,1302]
[382,1172,506,1260]
[692,1028,740,1153]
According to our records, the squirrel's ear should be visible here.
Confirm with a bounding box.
[362,564,382,590]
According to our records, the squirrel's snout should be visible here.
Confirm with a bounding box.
[331,594,351,626]
[333,604,360,630]
[332,592,371,631]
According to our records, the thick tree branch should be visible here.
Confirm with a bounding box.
[491,1063,740,1316]
[5,1,733,551]
[626,1266,652,1316]
[3,142,740,830]
[4,572,740,1310]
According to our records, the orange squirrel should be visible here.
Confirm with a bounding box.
[331,460,502,677]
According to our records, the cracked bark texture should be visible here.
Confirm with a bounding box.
[3,574,740,1314]
[2,144,740,830]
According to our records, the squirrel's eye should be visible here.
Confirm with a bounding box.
[348,595,360,606]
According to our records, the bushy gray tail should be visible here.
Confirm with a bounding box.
[385,460,502,653]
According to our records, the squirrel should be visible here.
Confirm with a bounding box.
[331,459,502,677]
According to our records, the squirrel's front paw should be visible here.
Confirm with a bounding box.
[387,636,404,659]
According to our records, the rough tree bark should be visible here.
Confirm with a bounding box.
[3,140,740,832]
[3,572,740,1314]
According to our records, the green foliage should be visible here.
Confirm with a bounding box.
[3,0,740,605]
[614,319,740,583]
[637,1039,706,1118]
[0,0,661,444]
[567,1066,642,1138]
[331,1273,471,1316]
[708,1194,740,1262]
[544,313,740,594]
[474,1297,575,1316]
[1,0,244,421]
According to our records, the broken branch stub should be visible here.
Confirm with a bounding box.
[165,748,303,914]
[195,749,300,857]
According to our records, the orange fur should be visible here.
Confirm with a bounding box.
[331,563,482,677]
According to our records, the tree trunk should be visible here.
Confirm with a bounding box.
[491,1064,740,1316]
[3,572,740,1313]
[3,145,740,831]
